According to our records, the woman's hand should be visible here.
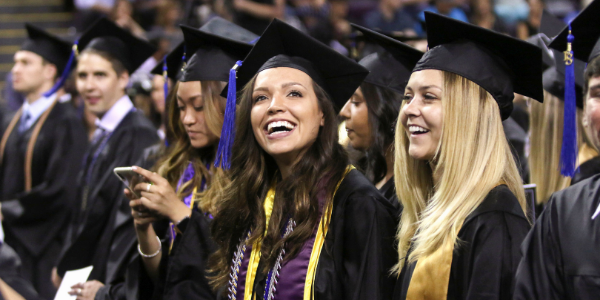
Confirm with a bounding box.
[68,280,105,300]
[126,188,159,229]
[132,166,191,223]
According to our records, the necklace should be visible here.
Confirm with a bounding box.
[228,231,251,300]
[263,218,296,300]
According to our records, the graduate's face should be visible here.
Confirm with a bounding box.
[251,67,324,166]
[339,87,372,150]
[177,81,220,149]
[584,76,600,150]
[11,51,56,96]
[76,52,129,117]
[400,69,443,161]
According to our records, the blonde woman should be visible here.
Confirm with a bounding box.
[392,13,543,299]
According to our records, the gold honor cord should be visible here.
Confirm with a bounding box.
[243,166,355,300]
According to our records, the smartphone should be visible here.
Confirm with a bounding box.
[114,167,149,198]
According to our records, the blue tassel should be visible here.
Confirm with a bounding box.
[162,55,168,105]
[214,60,242,169]
[162,55,169,147]
[43,40,78,98]
[560,25,578,177]
[181,45,187,71]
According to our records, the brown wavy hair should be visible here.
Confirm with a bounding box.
[208,74,349,289]
[154,80,228,215]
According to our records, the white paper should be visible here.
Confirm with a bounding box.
[53,266,94,300]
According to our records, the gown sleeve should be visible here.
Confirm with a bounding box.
[449,211,530,300]
[57,123,159,277]
[513,197,565,300]
[315,171,397,300]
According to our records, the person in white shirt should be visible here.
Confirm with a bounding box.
[52,17,159,300]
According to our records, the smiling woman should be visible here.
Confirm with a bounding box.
[392,12,544,300]
[208,19,397,300]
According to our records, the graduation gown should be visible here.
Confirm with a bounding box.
[393,185,531,300]
[0,102,88,298]
[379,176,402,220]
[131,209,217,300]
[514,174,600,300]
[571,156,600,186]
[56,111,159,286]
[0,243,41,300]
[238,169,397,300]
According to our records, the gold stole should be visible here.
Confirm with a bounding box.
[243,166,354,300]
[405,231,459,300]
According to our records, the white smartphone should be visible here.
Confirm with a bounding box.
[114,167,149,198]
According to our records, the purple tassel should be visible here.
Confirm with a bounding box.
[214,60,242,169]
[43,40,78,98]
[560,25,578,177]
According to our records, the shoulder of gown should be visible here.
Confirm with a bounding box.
[314,169,398,300]
[514,174,600,300]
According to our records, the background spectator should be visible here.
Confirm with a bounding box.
[363,0,419,35]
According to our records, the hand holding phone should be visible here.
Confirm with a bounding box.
[114,167,150,199]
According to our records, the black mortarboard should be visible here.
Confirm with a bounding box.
[20,24,72,73]
[350,23,423,94]
[151,42,184,81]
[179,23,257,82]
[214,18,368,169]
[228,19,368,107]
[549,0,600,63]
[540,10,565,39]
[78,17,156,74]
[543,49,586,108]
[415,12,544,120]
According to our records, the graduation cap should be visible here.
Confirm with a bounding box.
[215,18,368,169]
[548,0,600,63]
[78,17,156,74]
[20,24,77,97]
[179,23,257,83]
[350,23,423,94]
[546,1,600,177]
[150,42,185,82]
[540,10,565,39]
[20,24,72,73]
[543,49,586,108]
[415,12,544,121]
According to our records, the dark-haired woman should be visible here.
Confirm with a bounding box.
[125,19,258,299]
[339,24,423,218]
[208,19,397,300]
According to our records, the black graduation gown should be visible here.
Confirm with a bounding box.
[393,185,531,300]
[247,169,397,300]
[0,242,42,300]
[56,111,159,286]
[571,156,600,186]
[0,102,88,298]
[379,176,402,220]
[131,209,217,300]
[91,144,164,300]
[514,174,600,300]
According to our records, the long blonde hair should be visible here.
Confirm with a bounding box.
[154,80,228,215]
[393,71,526,271]
[528,91,588,205]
